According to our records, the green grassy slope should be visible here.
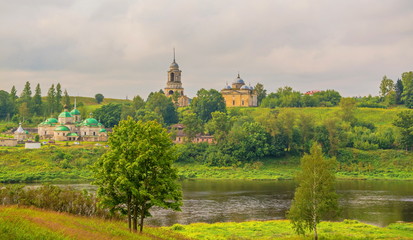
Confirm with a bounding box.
[0,206,191,240]
[236,107,406,128]
[168,220,413,240]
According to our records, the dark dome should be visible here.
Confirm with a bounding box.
[232,74,245,85]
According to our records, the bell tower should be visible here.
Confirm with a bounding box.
[165,48,184,97]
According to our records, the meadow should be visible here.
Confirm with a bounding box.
[1,206,412,240]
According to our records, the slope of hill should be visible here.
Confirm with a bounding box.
[0,206,191,240]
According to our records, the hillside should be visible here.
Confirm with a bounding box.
[0,206,190,240]
[235,106,407,128]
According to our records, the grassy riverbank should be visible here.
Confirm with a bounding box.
[0,145,413,183]
[0,206,189,240]
[168,220,413,240]
[1,206,412,240]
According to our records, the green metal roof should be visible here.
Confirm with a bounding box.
[83,118,99,126]
[67,132,78,136]
[58,111,72,118]
[70,108,81,115]
[47,118,58,123]
[55,125,70,131]
[99,128,107,133]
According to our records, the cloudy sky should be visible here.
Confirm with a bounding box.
[1,0,412,99]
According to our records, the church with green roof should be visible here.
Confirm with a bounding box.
[38,105,108,142]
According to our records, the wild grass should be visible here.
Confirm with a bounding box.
[0,206,191,240]
[168,219,413,240]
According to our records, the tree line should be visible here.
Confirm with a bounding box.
[0,82,71,123]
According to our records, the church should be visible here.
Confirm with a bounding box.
[163,51,257,108]
[38,104,108,142]
[164,51,190,107]
[220,74,258,107]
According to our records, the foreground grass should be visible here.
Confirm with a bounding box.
[2,206,412,240]
[168,220,413,240]
[0,206,191,240]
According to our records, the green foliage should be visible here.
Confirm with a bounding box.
[95,93,104,104]
[379,75,394,98]
[190,88,226,122]
[93,103,122,127]
[339,97,357,123]
[145,91,178,125]
[181,111,203,142]
[288,143,339,239]
[402,71,413,108]
[393,110,413,150]
[254,83,267,106]
[93,117,182,232]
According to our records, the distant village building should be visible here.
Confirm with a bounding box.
[221,74,258,107]
[164,50,190,107]
[14,123,28,141]
[0,139,17,147]
[25,142,41,149]
[170,124,214,144]
[304,90,321,95]
[38,104,108,142]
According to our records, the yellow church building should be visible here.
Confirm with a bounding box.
[221,74,258,107]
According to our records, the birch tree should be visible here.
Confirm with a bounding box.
[287,143,338,240]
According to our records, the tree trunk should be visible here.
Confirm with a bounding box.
[133,204,137,232]
[127,195,131,232]
[139,204,145,233]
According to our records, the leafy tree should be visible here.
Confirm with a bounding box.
[394,79,404,104]
[19,81,32,115]
[135,109,164,124]
[339,97,357,123]
[225,122,272,162]
[401,71,413,108]
[8,86,18,118]
[393,110,413,150]
[47,84,56,115]
[93,103,122,128]
[132,95,145,110]
[287,143,338,240]
[276,86,302,107]
[0,90,13,119]
[32,84,43,116]
[191,88,226,122]
[63,89,71,108]
[313,90,341,106]
[93,118,182,232]
[95,93,104,104]
[205,111,232,143]
[56,83,63,112]
[145,92,178,125]
[254,83,267,106]
[181,111,203,142]
[379,75,394,98]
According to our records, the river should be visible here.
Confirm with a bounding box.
[48,179,413,227]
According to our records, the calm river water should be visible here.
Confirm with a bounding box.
[54,180,413,227]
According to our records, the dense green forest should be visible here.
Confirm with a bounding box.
[1,71,412,172]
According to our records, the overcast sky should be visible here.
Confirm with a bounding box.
[1,0,412,99]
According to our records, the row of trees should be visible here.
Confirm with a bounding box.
[378,71,413,107]
[0,82,70,122]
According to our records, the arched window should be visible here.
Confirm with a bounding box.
[170,72,175,81]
